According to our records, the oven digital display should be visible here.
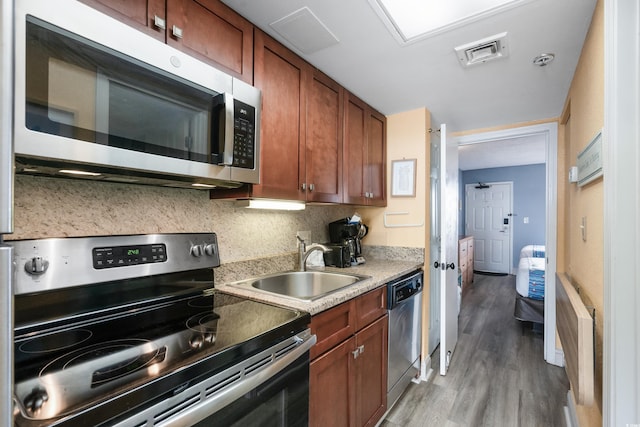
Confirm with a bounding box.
[92,244,167,269]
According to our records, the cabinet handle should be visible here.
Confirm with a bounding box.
[301,183,306,191]
[153,15,166,30]
[358,345,364,354]
[172,25,184,39]
[309,183,314,192]
[352,349,360,359]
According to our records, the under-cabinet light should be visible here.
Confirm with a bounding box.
[59,169,101,177]
[236,199,306,211]
[191,183,217,188]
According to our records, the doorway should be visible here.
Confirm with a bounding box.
[454,122,560,366]
[465,181,513,274]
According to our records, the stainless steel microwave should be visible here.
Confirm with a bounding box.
[13,0,260,189]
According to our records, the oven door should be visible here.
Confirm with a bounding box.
[111,331,316,427]
[192,349,310,427]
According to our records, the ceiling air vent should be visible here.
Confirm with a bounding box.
[454,32,509,68]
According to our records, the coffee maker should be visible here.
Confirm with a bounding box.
[327,218,368,266]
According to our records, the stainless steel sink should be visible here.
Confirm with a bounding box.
[227,270,371,302]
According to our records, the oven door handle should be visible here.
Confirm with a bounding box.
[158,332,317,427]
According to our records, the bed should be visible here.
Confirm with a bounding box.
[514,245,546,324]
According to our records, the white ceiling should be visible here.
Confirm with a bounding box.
[458,134,546,170]
[222,0,597,168]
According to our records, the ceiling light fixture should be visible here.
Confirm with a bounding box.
[368,0,532,44]
[236,199,306,211]
[532,53,555,66]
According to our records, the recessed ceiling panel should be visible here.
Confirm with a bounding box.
[270,7,339,54]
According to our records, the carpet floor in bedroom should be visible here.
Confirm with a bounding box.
[381,273,570,427]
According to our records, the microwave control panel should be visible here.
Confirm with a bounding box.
[232,99,255,169]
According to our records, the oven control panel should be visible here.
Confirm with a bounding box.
[9,233,220,295]
[92,244,167,269]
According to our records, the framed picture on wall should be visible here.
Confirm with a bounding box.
[391,159,417,197]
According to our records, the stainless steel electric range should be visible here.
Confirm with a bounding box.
[9,233,315,427]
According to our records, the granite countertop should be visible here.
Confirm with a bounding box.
[215,258,424,316]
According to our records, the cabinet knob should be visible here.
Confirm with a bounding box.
[153,15,166,30]
[358,345,364,354]
[172,25,183,39]
[352,349,360,359]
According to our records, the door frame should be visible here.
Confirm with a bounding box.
[464,181,514,275]
[454,122,560,366]
[603,0,640,422]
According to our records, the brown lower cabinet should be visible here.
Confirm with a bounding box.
[309,287,388,427]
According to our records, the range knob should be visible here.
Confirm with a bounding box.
[190,244,204,257]
[24,388,48,414]
[204,244,217,257]
[24,257,49,275]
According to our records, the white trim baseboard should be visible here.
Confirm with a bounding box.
[564,390,579,427]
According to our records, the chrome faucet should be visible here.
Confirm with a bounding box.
[297,236,330,271]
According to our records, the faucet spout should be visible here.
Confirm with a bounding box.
[300,243,331,271]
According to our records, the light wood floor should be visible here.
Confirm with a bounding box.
[382,273,569,427]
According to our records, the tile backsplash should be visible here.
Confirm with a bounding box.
[11,175,355,263]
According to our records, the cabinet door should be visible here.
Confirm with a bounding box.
[355,315,388,427]
[343,93,367,205]
[343,92,387,206]
[166,0,253,83]
[367,110,386,206]
[252,30,309,200]
[79,0,166,41]
[310,337,356,427]
[306,70,343,203]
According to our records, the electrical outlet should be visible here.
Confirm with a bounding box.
[523,217,529,224]
[296,231,311,246]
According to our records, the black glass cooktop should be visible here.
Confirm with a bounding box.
[14,287,309,424]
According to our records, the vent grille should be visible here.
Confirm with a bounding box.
[455,32,509,67]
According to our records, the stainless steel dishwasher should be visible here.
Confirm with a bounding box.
[387,270,423,407]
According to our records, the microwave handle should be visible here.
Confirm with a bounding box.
[213,93,235,166]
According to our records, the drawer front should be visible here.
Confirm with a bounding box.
[310,300,355,360]
[355,286,386,332]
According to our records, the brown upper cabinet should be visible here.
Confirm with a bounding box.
[251,30,309,200]
[343,93,387,206]
[304,69,344,203]
[79,0,254,83]
[82,0,386,204]
[220,31,344,203]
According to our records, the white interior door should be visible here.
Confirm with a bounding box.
[428,133,441,355]
[465,182,512,274]
[436,124,459,376]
